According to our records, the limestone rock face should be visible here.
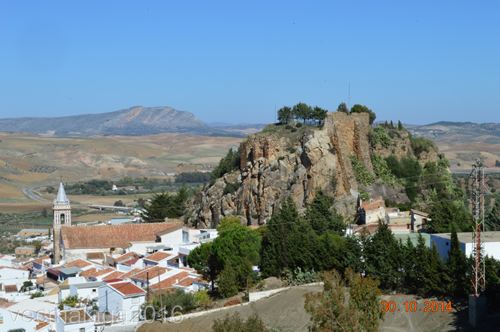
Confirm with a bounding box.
[186,112,437,228]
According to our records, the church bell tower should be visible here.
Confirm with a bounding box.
[53,183,71,264]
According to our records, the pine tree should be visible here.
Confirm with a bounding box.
[304,189,345,236]
[446,224,470,297]
[364,221,402,291]
[217,260,239,298]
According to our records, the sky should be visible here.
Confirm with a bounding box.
[0,1,499,125]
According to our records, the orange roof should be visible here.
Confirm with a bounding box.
[103,271,125,281]
[33,255,51,265]
[411,209,429,217]
[150,272,189,289]
[193,276,209,284]
[362,202,384,211]
[92,267,115,278]
[23,262,34,270]
[179,267,195,272]
[86,252,105,260]
[132,266,170,281]
[144,252,170,262]
[4,285,17,293]
[64,259,92,269]
[61,223,181,249]
[80,268,98,278]
[176,276,196,287]
[109,282,146,296]
[115,252,140,263]
[120,268,141,280]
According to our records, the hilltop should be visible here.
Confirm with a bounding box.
[0,106,234,136]
[409,121,500,144]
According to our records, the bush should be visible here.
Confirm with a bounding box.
[212,312,268,332]
[285,124,292,130]
[370,126,391,148]
[141,289,197,320]
[289,148,296,153]
[349,154,374,186]
[224,182,240,195]
[113,200,124,207]
[410,136,437,158]
[291,128,297,132]
[296,123,303,128]
[194,290,214,310]
[211,148,241,180]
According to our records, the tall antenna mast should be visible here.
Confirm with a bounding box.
[470,159,487,297]
[348,83,351,111]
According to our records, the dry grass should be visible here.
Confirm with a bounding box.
[0,202,51,213]
[0,184,24,198]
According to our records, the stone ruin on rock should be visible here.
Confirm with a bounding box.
[186,111,407,229]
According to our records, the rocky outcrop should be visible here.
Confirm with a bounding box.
[186,112,436,229]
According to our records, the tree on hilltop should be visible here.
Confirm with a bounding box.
[336,102,349,114]
[277,106,293,124]
[350,104,376,124]
[292,102,313,124]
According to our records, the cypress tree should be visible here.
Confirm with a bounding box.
[446,224,470,297]
[398,120,403,131]
[304,189,345,236]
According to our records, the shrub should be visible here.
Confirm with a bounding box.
[278,156,285,161]
[296,123,303,128]
[410,136,438,158]
[349,154,374,186]
[212,312,267,332]
[370,126,391,148]
[194,289,214,310]
[224,182,240,195]
[328,147,336,154]
[211,148,241,180]
[289,148,296,153]
[291,128,297,132]
[285,124,293,130]
[271,165,278,172]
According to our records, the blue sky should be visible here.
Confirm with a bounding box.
[0,1,498,125]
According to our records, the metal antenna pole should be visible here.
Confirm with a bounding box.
[470,159,486,297]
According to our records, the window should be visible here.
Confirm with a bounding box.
[92,289,97,293]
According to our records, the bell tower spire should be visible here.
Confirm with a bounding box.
[53,183,71,264]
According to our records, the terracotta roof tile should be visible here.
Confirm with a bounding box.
[122,258,141,266]
[176,276,196,287]
[150,272,189,289]
[155,224,184,236]
[4,285,17,293]
[86,252,105,260]
[80,268,98,278]
[33,255,51,265]
[103,271,125,281]
[109,282,146,296]
[92,267,115,278]
[411,209,429,217]
[144,252,170,262]
[193,276,209,284]
[363,202,384,211]
[132,266,170,281]
[64,259,92,269]
[115,252,140,263]
[119,268,141,280]
[61,223,181,249]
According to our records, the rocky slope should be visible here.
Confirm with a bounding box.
[186,112,438,228]
[0,106,220,136]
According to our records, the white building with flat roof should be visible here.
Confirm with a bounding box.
[430,231,500,261]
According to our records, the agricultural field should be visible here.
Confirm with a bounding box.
[436,142,500,170]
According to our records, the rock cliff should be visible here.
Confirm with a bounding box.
[186,112,436,229]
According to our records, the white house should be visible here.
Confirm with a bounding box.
[98,281,146,324]
[431,231,500,261]
[70,281,106,302]
[0,266,30,289]
[56,308,94,332]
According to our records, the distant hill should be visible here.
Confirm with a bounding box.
[0,106,231,136]
[409,121,500,144]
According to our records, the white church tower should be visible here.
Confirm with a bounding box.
[53,183,71,264]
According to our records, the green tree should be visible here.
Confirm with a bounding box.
[336,102,349,114]
[304,268,384,332]
[217,216,243,233]
[312,106,328,125]
[141,184,189,222]
[292,102,313,123]
[211,148,241,180]
[114,200,124,207]
[188,242,218,292]
[218,260,239,297]
[46,186,55,194]
[33,241,42,253]
[304,189,345,236]
[364,221,401,291]
[212,312,268,332]
[42,208,48,218]
[350,104,376,124]
[487,199,500,231]
[398,120,403,131]
[277,106,293,124]
[446,224,470,297]
[137,197,146,207]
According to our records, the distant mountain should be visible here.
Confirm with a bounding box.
[0,106,227,136]
[409,121,500,144]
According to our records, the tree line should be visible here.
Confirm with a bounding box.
[277,102,328,125]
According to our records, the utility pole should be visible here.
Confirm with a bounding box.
[158,267,163,323]
[348,83,351,112]
[146,272,150,302]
